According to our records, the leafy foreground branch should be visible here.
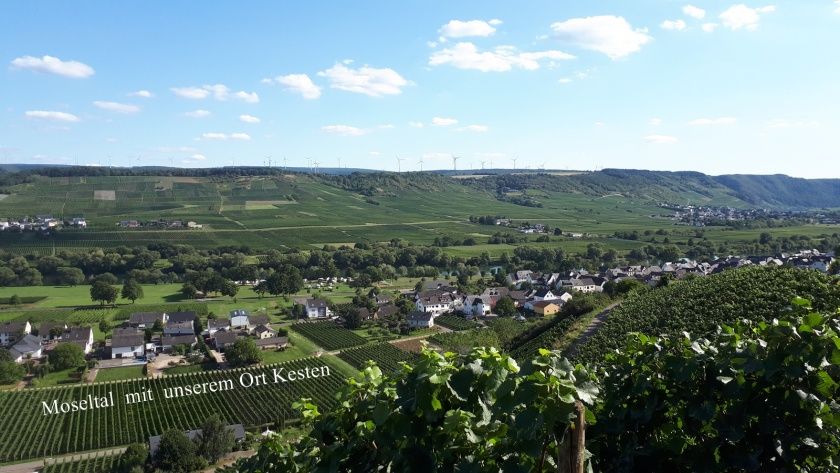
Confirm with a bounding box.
[233,299,839,472]
[237,347,598,472]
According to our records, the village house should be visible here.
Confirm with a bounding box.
[163,320,194,336]
[128,312,167,329]
[415,289,459,316]
[212,330,241,351]
[407,311,434,329]
[304,299,332,318]
[531,301,562,317]
[38,322,68,341]
[160,334,197,353]
[229,309,250,329]
[63,327,95,354]
[111,330,146,359]
[254,324,275,339]
[204,318,230,336]
[462,296,491,317]
[9,334,43,363]
[0,321,32,347]
[255,336,289,350]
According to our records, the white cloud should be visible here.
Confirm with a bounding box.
[184,109,211,118]
[171,84,259,102]
[489,19,503,26]
[661,19,687,31]
[189,154,207,160]
[558,78,573,84]
[432,117,459,126]
[645,134,678,144]
[649,118,663,126]
[766,119,820,128]
[408,121,425,128]
[688,117,737,125]
[10,55,94,78]
[93,101,140,114]
[24,110,80,122]
[429,42,575,72]
[702,23,719,32]
[263,73,322,99]
[835,0,840,13]
[439,19,498,38]
[683,5,706,19]
[457,124,489,132]
[550,16,653,59]
[239,114,261,124]
[128,90,153,98]
[321,125,368,136]
[201,132,251,141]
[719,4,776,31]
[318,63,410,97]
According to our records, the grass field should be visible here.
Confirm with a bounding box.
[93,365,146,382]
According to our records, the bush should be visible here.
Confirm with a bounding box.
[48,343,85,371]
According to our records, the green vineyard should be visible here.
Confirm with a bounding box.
[0,357,345,463]
[337,342,418,373]
[42,451,120,473]
[433,315,478,331]
[290,321,367,351]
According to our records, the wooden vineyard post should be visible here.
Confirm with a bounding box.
[558,400,586,473]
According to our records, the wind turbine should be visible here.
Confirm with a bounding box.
[396,155,406,173]
[479,160,486,170]
[265,155,272,168]
[306,157,313,173]
[512,157,518,170]
[452,154,461,171]
[313,160,320,174]
[417,158,424,172]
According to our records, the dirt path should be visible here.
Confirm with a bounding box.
[563,302,622,358]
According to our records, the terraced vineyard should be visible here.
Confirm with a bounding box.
[43,451,120,473]
[290,321,367,351]
[434,315,478,331]
[337,342,418,373]
[0,357,344,463]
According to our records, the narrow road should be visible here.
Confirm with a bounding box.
[564,302,622,358]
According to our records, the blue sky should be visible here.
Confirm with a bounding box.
[1,1,839,177]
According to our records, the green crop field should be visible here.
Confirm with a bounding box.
[0,357,346,463]
[3,173,833,255]
[336,342,418,373]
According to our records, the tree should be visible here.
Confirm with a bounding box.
[56,267,85,286]
[154,429,206,473]
[220,280,238,299]
[494,296,517,317]
[116,443,148,473]
[253,280,268,299]
[225,338,261,367]
[99,319,110,334]
[336,304,363,329]
[195,415,235,464]
[49,343,85,370]
[265,265,304,297]
[8,294,21,306]
[121,279,144,304]
[93,272,119,285]
[181,283,198,299]
[18,268,42,286]
[0,349,25,384]
[90,280,118,306]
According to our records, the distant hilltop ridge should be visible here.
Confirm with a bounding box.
[1,164,839,209]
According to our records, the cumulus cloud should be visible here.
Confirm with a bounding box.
[661,19,687,31]
[835,0,840,13]
[438,19,498,38]
[24,110,80,122]
[317,63,410,97]
[128,90,153,98]
[719,4,776,31]
[201,132,251,141]
[408,121,425,128]
[171,84,259,102]
[10,55,94,78]
[688,117,737,125]
[550,16,653,59]
[262,73,322,99]
[184,109,211,118]
[644,134,678,144]
[702,23,719,32]
[457,124,489,132]
[429,42,575,72]
[432,117,459,126]
[239,114,261,124]
[321,125,368,136]
[683,5,706,19]
[93,101,140,114]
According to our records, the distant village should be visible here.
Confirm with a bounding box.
[0,215,204,233]
[660,203,840,226]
